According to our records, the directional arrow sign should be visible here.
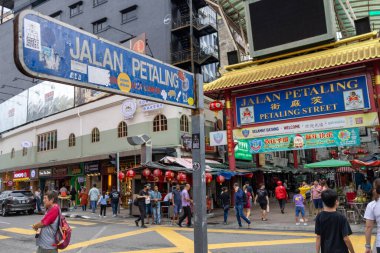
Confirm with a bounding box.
[14,10,195,108]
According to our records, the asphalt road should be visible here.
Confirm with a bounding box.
[0,212,370,253]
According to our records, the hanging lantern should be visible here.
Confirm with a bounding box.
[216,175,225,185]
[209,100,224,116]
[153,169,163,177]
[205,173,212,184]
[142,168,151,178]
[177,172,187,184]
[118,171,125,180]
[244,173,253,178]
[343,150,350,155]
[165,170,175,181]
[126,169,136,179]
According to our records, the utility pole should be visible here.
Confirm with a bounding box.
[116,152,120,192]
[192,74,208,252]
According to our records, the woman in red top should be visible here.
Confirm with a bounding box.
[243,185,252,219]
[79,187,88,212]
[275,181,288,214]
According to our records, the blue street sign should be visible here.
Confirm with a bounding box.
[14,10,195,108]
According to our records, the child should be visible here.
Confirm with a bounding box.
[98,191,109,218]
[293,189,307,226]
[315,189,355,253]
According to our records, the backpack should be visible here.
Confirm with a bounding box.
[53,207,71,249]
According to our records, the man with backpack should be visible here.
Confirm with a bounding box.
[32,191,60,253]
[233,183,251,228]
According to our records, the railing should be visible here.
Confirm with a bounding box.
[171,45,219,65]
[172,13,217,31]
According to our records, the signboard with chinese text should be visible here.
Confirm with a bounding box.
[240,128,360,154]
[68,166,83,176]
[15,10,195,109]
[235,76,370,126]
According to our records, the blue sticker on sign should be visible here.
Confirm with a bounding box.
[16,11,195,108]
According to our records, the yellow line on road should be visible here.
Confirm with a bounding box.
[114,247,180,253]
[61,229,152,252]
[153,227,194,253]
[66,220,96,226]
[0,235,10,239]
[209,237,316,249]
[1,228,35,235]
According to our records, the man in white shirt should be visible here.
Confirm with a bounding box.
[88,184,100,213]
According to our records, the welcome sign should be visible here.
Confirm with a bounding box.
[235,76,370,125]
[15,10,195,108]
[240,128,360,154]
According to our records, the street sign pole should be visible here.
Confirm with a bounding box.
[116,152,120,192]
[192,74,208,253]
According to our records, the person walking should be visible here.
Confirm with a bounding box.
[275,181,287,214]
[244,181,254,207]
[364,178,380,253]
[299,182,312,217]
[311,180,323,216]
[293,189,307,226]
[233,183,251,228]
[315,189,355,253]
[110,186,121,217]
[243,185,252,219]
[145,184,153,224]
[35,187,42,214]
[172,184,182,224]
[150,185,162,224]
[220,187,230,225]
[79,187,88,211]
[178,184,193,227]
[135,184,149,228]
[255,184,269,221]
[32,191,60,253]
[70,186,77,210]
[98,191,109,218]
[88,184,100,213]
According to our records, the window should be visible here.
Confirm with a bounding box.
[121,5,137,24]
[69,1,83,17]
[153,114,168,132]
[180,115,189,132]
[92,128,100,143]
[93,0,107,7]
[69,133,76,147]
[50,10,62,20]
[10,148,15,159]
[37,130,58,152]
[92,18,107,34]
[22,147,27,156]
[118,121,128,138]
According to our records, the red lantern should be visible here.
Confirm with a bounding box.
[205,173,212,184]
[142,168,151,178]
[153,169,162,177]
[118,171,125,180]
[177,172,187,183]
[216,175,225,185]
[209,101,224,116]
[126,169,136,178]
[244,173,253,178]
[165,170,175,181]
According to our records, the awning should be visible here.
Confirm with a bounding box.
[204,37,380,94]
[350,159,380,167]
[336,167,355,173]
[304,159,352,168]
[13,178,30,182]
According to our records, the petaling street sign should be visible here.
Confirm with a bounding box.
[240,128,360,154]
[14,10,195,108]
[235,75,370,126]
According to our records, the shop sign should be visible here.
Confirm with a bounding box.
[7,180,13,187]
[142,103,164,112]
[236,76,370,126]
[38,168,52,177]
[53,167,67,177]
[30,169,38,180]
[13,169,30,179]
[234,113,379,139]
[240,128,360,154]
[210,131,227,146]
[234,140,253,161]
[84,163,100,174]
[121,99,137,119]
[77,177,85,183]
[15,10,195,109]
[69,167,83,176]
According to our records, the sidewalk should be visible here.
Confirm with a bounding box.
[62,202,366,233]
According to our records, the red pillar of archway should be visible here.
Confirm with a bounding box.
[225,90,236,171]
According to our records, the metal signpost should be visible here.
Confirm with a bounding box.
[14,10,208,252]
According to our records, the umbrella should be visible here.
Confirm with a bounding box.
[304,159,351,168]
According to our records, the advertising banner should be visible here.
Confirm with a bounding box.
[13,169,30,181]
[234,112,379,139]
[235,76,370,125]
[240,128,360,154]
[15,10,195,109]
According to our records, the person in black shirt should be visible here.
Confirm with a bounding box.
[135,185,149,228]
[70,186,77,209]
[315,189,355,253]
[254,184,269,221]
[110,186,121,217]
[220,187,230,225]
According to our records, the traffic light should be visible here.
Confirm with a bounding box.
[109,154,116,165]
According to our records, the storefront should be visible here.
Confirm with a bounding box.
[1,172,13,191]
[29,168,39,192]
[13,169,30,190]
[101,166,116,193]
[52,167,70,190]
[38,168,53,192]
[84,162,101,191]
